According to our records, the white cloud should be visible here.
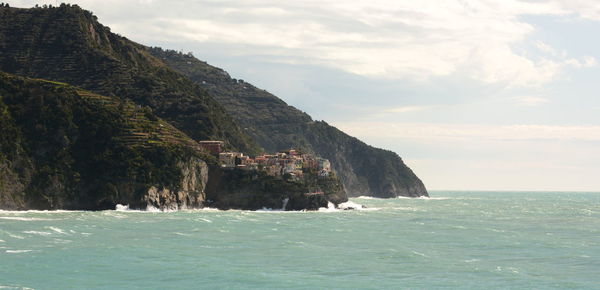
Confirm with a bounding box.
[19,0,593,88]
[10,0,600,87]
[332,122,600,141]
[565,56,598,68]
[383,106,429,113]
[511,96,550,106]
[536,41,558,55]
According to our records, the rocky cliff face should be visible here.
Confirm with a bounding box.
[142,157,208,210]
[0,72,210,210]
[205,167,347,210]
[148,48,429,198]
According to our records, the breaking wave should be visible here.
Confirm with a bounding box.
[0,216,56,221]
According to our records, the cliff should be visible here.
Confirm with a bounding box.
[148,48,429,198]
[205,167,347,210]
[0,72,208,210]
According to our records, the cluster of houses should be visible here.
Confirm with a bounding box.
[199,141,332,179]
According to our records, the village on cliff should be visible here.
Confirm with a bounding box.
[199,141,332,180]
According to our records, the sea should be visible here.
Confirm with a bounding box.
[0,191,598,289]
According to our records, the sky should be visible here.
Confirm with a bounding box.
[8,0,600,191]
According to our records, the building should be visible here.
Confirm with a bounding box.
[317,158,331,172]
[219,152,238,168]
[199,141,224,155]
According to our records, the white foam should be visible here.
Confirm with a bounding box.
[47,226,67,234]
[355,196,380,199]
[318,202,338,212]
[0,216,55,221]
[412,251,429,258]
[23,231,52,236]
[0,240,4,243]
[145,205,177,212]
[5,250,34,253]
[392,207,421,211]
[146,205,160,212]
[191,207,220,212]
[0,210,80,213]
[256,207,278,212]
[0,286,34,290]
[356,195,447,200]
[7,233,25,239]
[115,204,130,211]
[52,239,73,244]
[337,201,366,210]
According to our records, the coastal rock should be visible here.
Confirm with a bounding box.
[205,167,346,210]
[142,158,208,210]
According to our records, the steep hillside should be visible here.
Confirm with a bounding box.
[0,4,260,154]
[0,72,208,210]
[149,48,428,197]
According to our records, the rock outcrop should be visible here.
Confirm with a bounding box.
[205,167,347,210]
[143,158,208,210]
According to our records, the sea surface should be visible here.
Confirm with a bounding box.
[1,191,598,289]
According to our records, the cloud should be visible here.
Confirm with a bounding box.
[511,96,550,106]
[383,106,429,113]
[332,122,600,141]
[12,0,590,88]
[565,56,598,68]
[7,0,600,88]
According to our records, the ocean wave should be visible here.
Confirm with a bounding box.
[5,250,35,254]
[355,196,381,199]
[114,204,180,213]
[0,216,56,221]
[22,231,53,236]
[412,251,429,258]
[0,285,34,290]
[355,195,449,200]
[115,204,130,211]
[47,226,67,234]
[338,201,379,211]
[0,210,82,214]
[391,207,423,212]
[317,202,337,212]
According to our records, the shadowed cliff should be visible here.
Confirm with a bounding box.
[0,72,208,210]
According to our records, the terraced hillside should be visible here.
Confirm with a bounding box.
[0,4,260,154]
[0,71,208,210]
[75,89,205,152]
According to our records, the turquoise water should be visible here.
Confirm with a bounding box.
[1,191,598,289]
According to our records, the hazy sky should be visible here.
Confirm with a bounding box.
[8,0,600,191]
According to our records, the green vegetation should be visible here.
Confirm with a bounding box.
[0,4,261,155]
[0,72,204,209]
